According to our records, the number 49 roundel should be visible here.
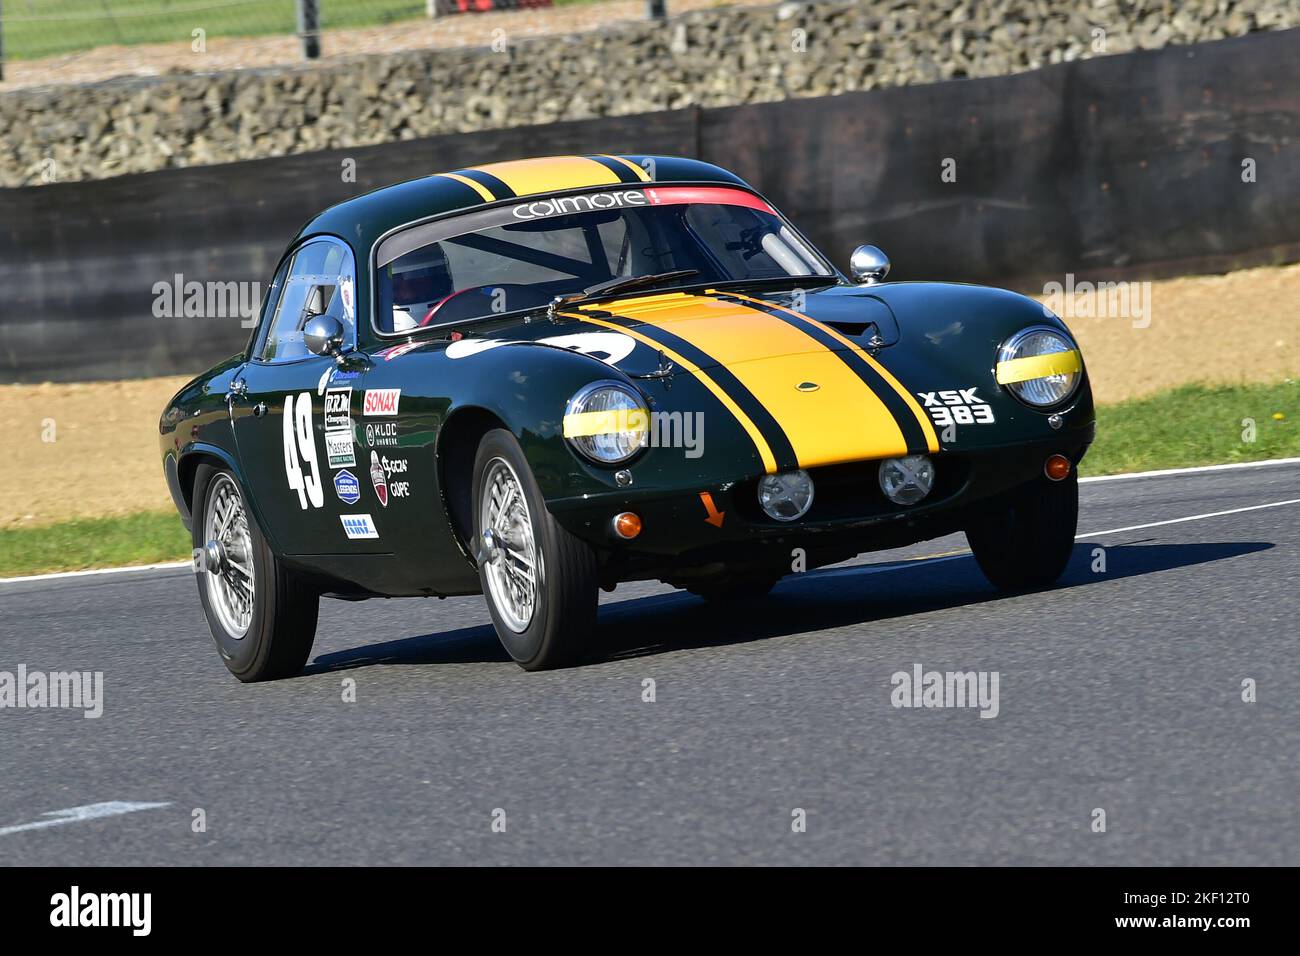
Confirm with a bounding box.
[283,392,324,510]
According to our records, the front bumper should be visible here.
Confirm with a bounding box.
[548,425,1093,582]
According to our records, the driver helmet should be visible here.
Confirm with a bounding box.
[390,245,452,332]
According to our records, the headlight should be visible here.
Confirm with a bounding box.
[562,381,649,464]
[996,327,1082,407]
[757,469,815,521]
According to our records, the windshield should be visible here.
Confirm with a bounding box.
[375,186,834,333]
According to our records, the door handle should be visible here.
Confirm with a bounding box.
[252,402,268,418]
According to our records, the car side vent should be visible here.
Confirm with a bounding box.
[824,321,874,337]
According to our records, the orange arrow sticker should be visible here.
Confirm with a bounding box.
[699,491,725,528]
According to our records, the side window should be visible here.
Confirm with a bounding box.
[258,239,357,363]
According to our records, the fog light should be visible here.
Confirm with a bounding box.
[757,469,815,522]
[1044,454,1071,481]
[879,455,935,505]
[612,512,642,539]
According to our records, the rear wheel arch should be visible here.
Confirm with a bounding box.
[179,449,238,516]
[179,447,270,549]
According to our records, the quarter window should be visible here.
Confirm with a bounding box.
[258,239,357,363]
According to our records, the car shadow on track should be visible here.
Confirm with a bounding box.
[305,540,1271,673]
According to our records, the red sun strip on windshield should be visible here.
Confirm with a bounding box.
[643,186,775,214]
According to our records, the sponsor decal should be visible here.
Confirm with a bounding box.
[340,513,378,539]
[317,366,362,397]
[379,455,411,499]
[379,455,408,477]
[511,189,648,220]
[366,422,399,447]
[363,388,401,416]
[916,387,995,426]
[324,386,352,432]
[370,451,389,507]
[378,341,424,361]
[325,431,356,469]
[338,275,355,320]
[333,469,361,505]
[444,330,636,366]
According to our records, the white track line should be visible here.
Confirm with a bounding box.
[823,496,1300,574]
[3,457,1298,586]
[1075,497,1300,538]
[1080,457,1300,483]
[0,560,189,585]
[0,801,171,838]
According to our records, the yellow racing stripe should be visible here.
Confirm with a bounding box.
[588,294,912,468]
[438,172,496,202]
[599,154,653,182]
[563,311,780,473]
[724,291,940,453]
[996,349,1082,384]
[470,156,622,196]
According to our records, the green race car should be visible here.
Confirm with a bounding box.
[160,154,1093,680]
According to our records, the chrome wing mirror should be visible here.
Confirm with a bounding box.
[849,245,890,285]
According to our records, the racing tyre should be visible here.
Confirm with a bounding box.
[473,428,599,670]
[966,472,1078,591]
[192,464,319,682]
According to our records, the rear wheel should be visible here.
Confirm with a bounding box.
[473,429,599,670]
[966,472,1078,591]
[192,464,319,682]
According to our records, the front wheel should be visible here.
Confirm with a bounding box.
[966,472,1078,591]
[192,464,319,682]
[472,429,599,670]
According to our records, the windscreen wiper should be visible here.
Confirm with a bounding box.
[548,270,700,318]
[582,269,700,298]
[704,274,838,292]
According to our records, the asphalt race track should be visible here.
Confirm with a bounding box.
[1,462,1297,866]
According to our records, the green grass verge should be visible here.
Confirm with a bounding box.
[4,0,599,61]
[1,380,1295,578]
[0,510,190,578]
[1080,380,1297,476]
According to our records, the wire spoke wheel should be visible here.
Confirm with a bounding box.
[479,457,543,633]
[203,474,255,638]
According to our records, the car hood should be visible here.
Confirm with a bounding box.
[442,286,901,373]
[426,281,1074,470]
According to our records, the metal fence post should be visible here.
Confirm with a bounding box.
[296,0,320,60]
[647,0,666,20]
